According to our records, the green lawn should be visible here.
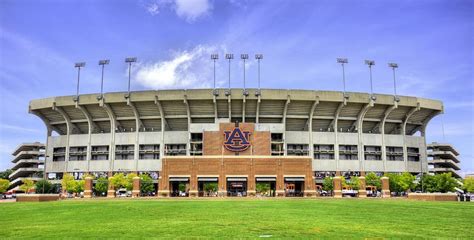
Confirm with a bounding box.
[1,198,473,239]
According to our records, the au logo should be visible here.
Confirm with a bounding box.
[224,125,251,152]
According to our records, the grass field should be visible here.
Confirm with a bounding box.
[1,198,473,239]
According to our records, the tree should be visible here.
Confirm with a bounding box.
[398,172,416,192]
[464,177,474,193]
[0,169,13,179]
[125,173,138,191]
[109,173,127,190]
[435,173,458,193]
[75,180,85,193]
[140,174,155,194]
[386,173,402,193]
[0,179,10,193]
[61,174,76,193]
[204,183,218,192]
[35,179,53,194]
[322,177,333,191]
[95,177,108,196]
[418,173,458,193]
[349,176,360,190]
[20,179,35,193]
[421,174,437,193]
[256,183,270,194]
[365,172,381,190]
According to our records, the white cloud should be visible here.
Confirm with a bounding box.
[175,0,212,22]
[144,0,212,22]
[134,45,226,89]
[146,2,160,15]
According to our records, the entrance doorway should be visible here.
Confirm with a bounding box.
[169,177,189,197]
[198,177,218,197]
[255,177,276,197]
[284,177,305,197]
[227,177,247,197]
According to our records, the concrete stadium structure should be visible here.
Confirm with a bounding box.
[29,89,443,197]
[428,143,461,178]
[9,142,45,190]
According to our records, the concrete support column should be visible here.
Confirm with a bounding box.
[381,176,390,198]
[358,176,367,198]
[107,177,115,198]
[84,177,93,198]
[333,176,342,198]
[247,158,256,197]
[132,176,140,198]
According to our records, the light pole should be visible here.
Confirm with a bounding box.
[255,54,263,96]
[73,62,86,102]
[241,54,249,96]
[124,57,137,99]
[388,63,400,102]
[336,58,349,99]
[225,53,233,96]
[97,59,110,100]
[211,54,219,96]
[364,60,376,101]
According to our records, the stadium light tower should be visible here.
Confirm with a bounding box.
[388,63,400,102]
[336,58,349,99]
[124,57,137,99]
[225,53,234,96]
[255,54,263,96]
[211,54,219,96]
[73,62,86,102]
[365,60,376,101]
[241,53,249,96]
[97,59,110,100]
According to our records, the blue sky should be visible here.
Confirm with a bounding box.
[0,0,472,174]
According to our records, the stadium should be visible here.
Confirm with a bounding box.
[28,88,443,197]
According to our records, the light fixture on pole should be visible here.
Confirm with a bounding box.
[336,58,349,99]
[225,53,233,96]
[73,62,86,102]
[388,63,400,102]
[124,57,137,99]
[255,54,263,96]
[211,54,219,96]
[241,53,249,96]
[364,60,376,101]
[97,59,110,100]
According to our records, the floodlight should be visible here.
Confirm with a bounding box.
[365,59,376,100]
[241,54,249,60]
[225,54,233,96]
[388,63,398,68]
[337,58,348,64]
[73,62,86,102]
[365,60,375,66]
[211,54,219,96]
[99,59,110,65]
[337,57,349,99]
[388,62,400,102]
[125,57,137,63]
[255,54,263,96]
[75,62,86,68]
[125,57,138,98]
[97,59,110,100]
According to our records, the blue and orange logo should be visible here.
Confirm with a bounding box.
[224,126,251,152]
